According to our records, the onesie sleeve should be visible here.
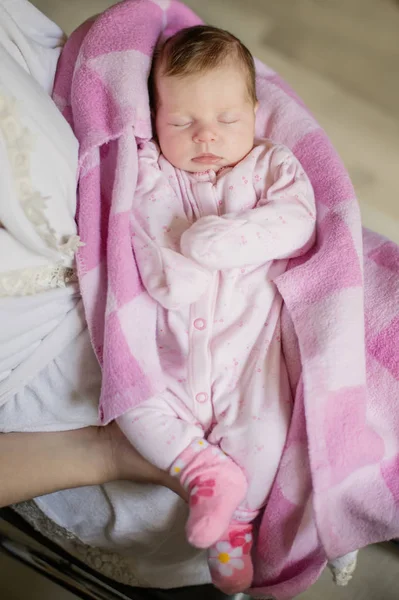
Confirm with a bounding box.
[180,145,316,270]
[132,142,211,309]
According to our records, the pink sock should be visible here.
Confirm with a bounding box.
[208,521,254,594]
[170,439,247,549]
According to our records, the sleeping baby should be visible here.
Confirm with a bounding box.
[117,25,317,594]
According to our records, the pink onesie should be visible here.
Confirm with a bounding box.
[118,138,316,514]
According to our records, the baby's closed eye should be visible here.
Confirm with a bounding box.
[218,116,239,124]
[169,122,192,128]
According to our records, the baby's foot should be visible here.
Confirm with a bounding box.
[208,521,254,594]
[170,440,247,548]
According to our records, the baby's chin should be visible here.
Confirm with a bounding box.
[163,159,223,173]
[187,162,225,173]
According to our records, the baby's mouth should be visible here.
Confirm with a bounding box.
[192,153,222,164]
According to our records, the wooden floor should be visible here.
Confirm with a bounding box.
[1,1,398,599]
[297,543,399,600]
[2,541,399,600]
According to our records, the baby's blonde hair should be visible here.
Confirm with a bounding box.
[149,25,257,110]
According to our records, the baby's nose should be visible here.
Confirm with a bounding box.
[193,127,217,143]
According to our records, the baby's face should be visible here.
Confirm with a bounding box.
[154,63,257,172]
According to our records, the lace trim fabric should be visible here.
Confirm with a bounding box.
[0,264,77,297]
[0,93,83,259]
[12,500,143,588]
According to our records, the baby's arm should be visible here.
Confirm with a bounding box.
[132,143,211,309]
[181,145,316,270]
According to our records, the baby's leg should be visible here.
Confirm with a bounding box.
[206,342,292,593]
[209,341,292,515]
[117,392,247,549]
[118,391,204,470]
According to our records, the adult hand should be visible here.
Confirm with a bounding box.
[102,421,188,500]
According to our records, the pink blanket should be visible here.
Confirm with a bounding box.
[53,1,399,597]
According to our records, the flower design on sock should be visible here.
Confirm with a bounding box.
[171,459,185,476]
[190,478,215,506]
[191,439,209,453]
[229,530,252,554]
[208,541,244,576]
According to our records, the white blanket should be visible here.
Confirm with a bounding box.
[0,0,81,391]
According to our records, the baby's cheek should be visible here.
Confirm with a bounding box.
[160,136,178,159]
[164,137,192,170]
[169,133,185,151]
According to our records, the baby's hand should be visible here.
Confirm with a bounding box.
[145,247,212,309]
[180,215,245,269]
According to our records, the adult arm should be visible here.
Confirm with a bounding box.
[0,423,186,508]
